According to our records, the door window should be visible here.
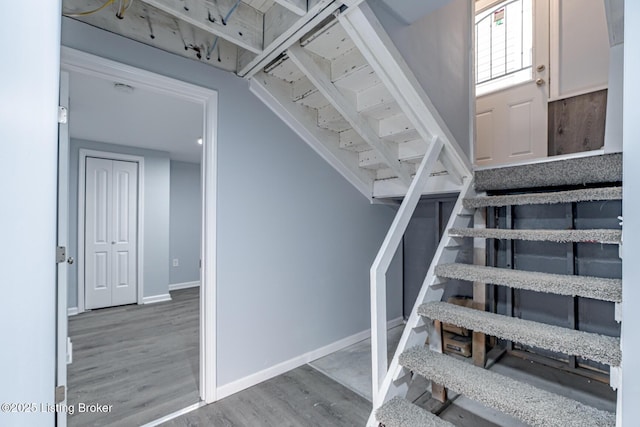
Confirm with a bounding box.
[476,0,533,96]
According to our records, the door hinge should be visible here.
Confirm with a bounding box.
[55,385,66,404]
[56,246,66,264]
[58,106,68,124]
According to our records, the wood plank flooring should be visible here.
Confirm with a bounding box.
[68,288,200,427]
[162,364,370,427]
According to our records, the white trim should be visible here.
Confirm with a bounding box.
[78,149,145,314]
[216,317,405,400]
[142,293,172,304]
[548,84,609,103]
[169,281,201,291]
[139,402,206,427]
[67,307,78,317]
[60,47,219,404]
[473,148,607,171]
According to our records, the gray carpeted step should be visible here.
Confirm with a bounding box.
[376,397,455,427]
[419,302,620,366]
[400,347,616,427]
[474,153,622,191]
[464,186,622,209]
[435,263,621,302]
[449,227,621,244]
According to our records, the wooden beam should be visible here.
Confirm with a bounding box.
[238,0,336,77]
[287,43,413,185]
[272,0,307,16]
[472,207,487,368]
[138,0,263,54]
[431,320,447,403]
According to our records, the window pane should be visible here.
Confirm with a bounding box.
[475,0,533,95]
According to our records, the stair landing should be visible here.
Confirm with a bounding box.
[474,153,622,192]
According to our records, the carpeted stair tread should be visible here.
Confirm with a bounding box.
[376,397,455,427]
[474,153,622,191]
[464,186,622,209]
[435,263,621,302]
[449,228,621,244]
[399,347,616,427]
[419,302,620,366]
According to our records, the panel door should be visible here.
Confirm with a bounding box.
[475,0,550,166]
[111,160,138,306]
[85,157,138,309]
[85,157,114,310]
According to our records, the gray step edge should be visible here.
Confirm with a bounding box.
[464,186,622,209]
[448,228,621,244]
[376,397,455,427]
[399,347,616,427]
[419,301,620,366]
[435,263,621,303]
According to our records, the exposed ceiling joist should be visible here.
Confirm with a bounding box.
[272,0,307,16]
[63,0,239,71]
[287,43,413,185]
[139,0,264,53]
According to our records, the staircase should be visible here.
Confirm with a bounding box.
[244,1,623,425]
[249,4,471,201]
[373,172,622,427]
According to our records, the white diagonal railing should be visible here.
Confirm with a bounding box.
[369,136,444,403]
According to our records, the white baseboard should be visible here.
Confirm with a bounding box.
[216,316,405,400]
[169,281,200,291]
[142,293,172,304]
[67,307,79,316]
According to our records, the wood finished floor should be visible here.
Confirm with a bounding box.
[68,288,200,427]
[162,364,370,427]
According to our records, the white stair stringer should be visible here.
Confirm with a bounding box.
[366,177,477,427]
[338,4,473,193]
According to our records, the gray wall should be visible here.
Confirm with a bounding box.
[0,1,60,425]
[169,161,201,285]
[68,139,171,307]
[623,1,640,422]
[62,18,401,388]
[368,0,472,159]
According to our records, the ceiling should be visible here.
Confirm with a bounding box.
[377,0,453,25]
[69,70,204,163]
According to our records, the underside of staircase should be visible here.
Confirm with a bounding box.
[374,154,623,427]
[249,3,471,201]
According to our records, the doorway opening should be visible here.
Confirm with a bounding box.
[58,47,217,426]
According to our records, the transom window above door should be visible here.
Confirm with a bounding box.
[476,0,533,96]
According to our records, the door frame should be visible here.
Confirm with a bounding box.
[60,46,219,404]
[78,150,145,312]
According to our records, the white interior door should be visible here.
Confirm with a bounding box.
[85,157,138,309]
[57,70,70,427]
[475,0,550,167]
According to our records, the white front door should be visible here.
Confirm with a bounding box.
[475,0,550,166]
[85,157,138,309]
